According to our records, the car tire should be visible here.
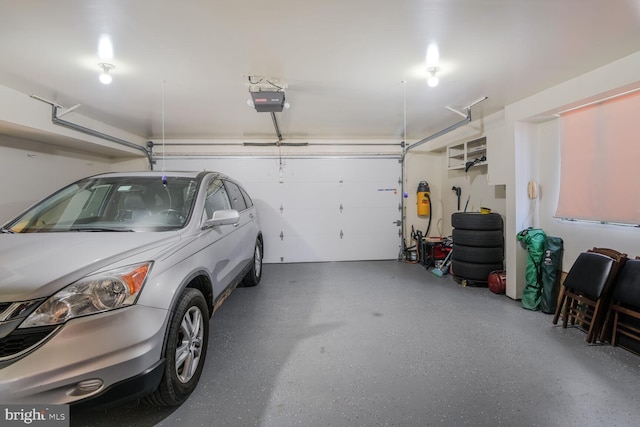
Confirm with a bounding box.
[452,244,503,264]
[451,212,503,230]
[240,238,263,287]
[451,260,504,282]
[145,288,209,407]
[452,229,504,247]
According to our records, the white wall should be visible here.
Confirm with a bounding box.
[0,135,147,222]
[402,151,443,247]
[444,166,506,228]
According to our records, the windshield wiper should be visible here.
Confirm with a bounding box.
[68,227,135,232]
[1,228,15,234]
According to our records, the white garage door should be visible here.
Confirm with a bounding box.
[160,156,402,263]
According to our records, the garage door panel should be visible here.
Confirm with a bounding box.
[264,228,341,263]
[337,233,401,261]
[252,199,281,223]
[212,158,283,183]
[338,184,399,207]
[261,216,296,263]
[283,159,343,182]
[282,158,394,180]
[283,208,339,234]
[262,233,291,263]
[278,182,342,209]
[340,207,399,234]
[334,159,400,181]
[162,156,401,263]
[286,233,340,263]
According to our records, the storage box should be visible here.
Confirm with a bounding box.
[420,238,450,267]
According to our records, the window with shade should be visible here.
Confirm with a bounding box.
[556,90,640,226]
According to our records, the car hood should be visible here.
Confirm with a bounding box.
[0,232,181,301]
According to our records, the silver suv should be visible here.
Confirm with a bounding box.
[0,171,263,407]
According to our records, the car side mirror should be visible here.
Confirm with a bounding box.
[203,209,240,228]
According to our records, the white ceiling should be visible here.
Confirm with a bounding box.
[1,0,639,144]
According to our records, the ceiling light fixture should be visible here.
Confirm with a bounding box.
[427,67,440,87]
[98,63,114,85]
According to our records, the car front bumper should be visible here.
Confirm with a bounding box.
[0,304,168,405]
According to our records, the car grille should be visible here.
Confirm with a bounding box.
[0,326,57,359]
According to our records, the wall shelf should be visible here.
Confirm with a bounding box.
[447,137,487,170]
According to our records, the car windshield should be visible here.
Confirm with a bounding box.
[5,176,199,233]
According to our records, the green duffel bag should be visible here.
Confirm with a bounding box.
[517,228,546,311]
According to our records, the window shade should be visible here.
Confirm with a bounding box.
[556,91,640,225]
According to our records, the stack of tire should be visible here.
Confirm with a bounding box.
[451,212,504,285]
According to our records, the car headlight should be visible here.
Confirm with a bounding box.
[20,262,152,328]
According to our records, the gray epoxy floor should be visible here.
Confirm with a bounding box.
[72,261,640,426]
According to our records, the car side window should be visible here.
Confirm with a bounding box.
[204,178,231,220]
[224,181,247,211]
[239,186,254,208]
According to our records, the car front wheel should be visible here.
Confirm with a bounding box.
[145,288,209,406]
